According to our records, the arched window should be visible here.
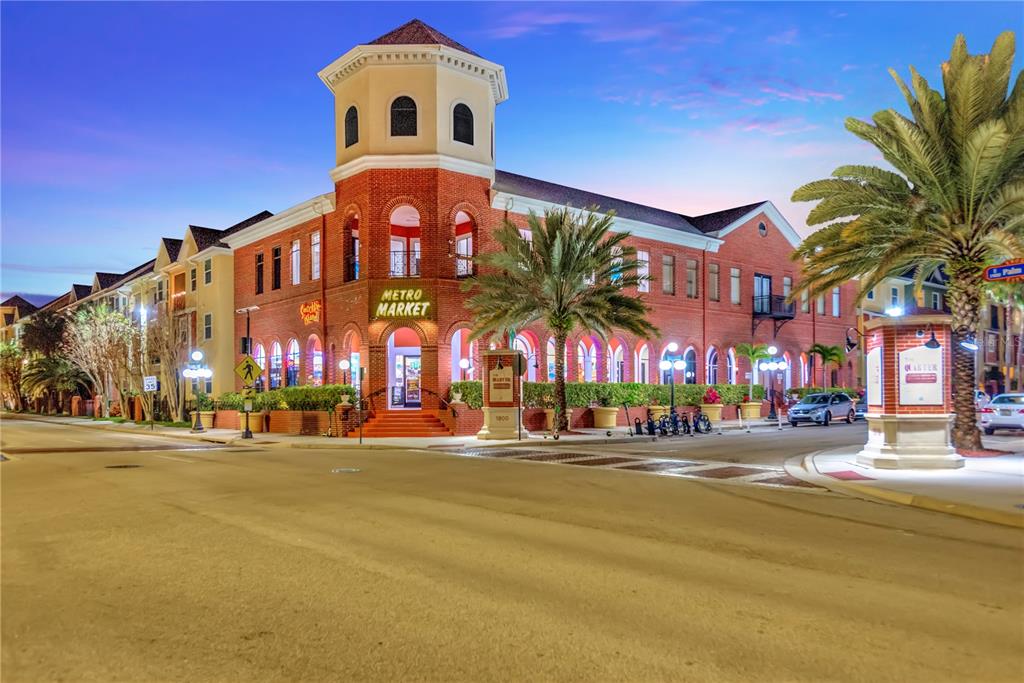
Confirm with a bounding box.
[706,347,719,385]
[636,344,650,384]
[609,340,624,383]
[344,106,358,147]
[513,334,536,382]
[390,96,417,137]
[253,343,266,392]
[453,103,473,145]
[683,348,698,384]
[727,348,737,384]
[269,342,282,389]
[308,336,323,386]
[285,339,300,386]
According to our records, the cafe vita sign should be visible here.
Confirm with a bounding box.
[373,288,433,319]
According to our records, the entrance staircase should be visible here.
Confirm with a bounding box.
[348,409,452,438]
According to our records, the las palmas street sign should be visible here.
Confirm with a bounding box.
[984,259,1024,282]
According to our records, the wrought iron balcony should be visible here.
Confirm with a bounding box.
[752,294,795,335]
[455,256,473,278]
[390,251,420,278]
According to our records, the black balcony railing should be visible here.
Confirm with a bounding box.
[753,294,795,318]
[390,251,420,278]
[455,256,473,278]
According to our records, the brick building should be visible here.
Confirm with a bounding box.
[222,18,860,413]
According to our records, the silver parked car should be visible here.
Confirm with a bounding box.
[789,392,856,427]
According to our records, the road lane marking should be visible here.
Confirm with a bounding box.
[154,454,197,463]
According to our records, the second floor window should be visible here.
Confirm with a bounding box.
[801,289,810,313]
[190,268,196,291]
[637,250,650,293]
[291,240,300,285]
[311,233,321,281]
[686,259,698,298]
[708,263,720,302]
[456,235,472,277]
[832,287,840,317]
[931,292,941,309]
[203,313,212,340]
[390,96,417,136]
[783,276,792,301]
[730,268,740,304]
[156,279,165,302]
[203,258,212,285]
[453,103,473,144]
[662,254,675,295]
[817,294,825,315]
[344,106,358,147]
[255,253,264,294]
[272,246,281,290]
[890,287,900,306]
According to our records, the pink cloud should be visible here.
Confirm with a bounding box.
[760,85,844,102]
[766,28,799,46]
[485,11,595,39]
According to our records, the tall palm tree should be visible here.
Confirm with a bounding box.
[734,343,771,401]
[464,206,657,431]
[808,343,846,388]
[20,310,68,358]
[790,32,1023,450]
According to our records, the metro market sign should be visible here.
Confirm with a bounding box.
[374,288,432,319]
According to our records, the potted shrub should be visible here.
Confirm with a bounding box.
[591,386,618,429]
[194,391,216,429]
[700,386,723,423]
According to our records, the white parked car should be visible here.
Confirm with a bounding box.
[979,394,1024,435]
[975,390,990,409]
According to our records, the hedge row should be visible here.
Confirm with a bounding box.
[218,384,355,411]
[448,381,766,410]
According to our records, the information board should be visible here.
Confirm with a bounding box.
[898,344,943,405]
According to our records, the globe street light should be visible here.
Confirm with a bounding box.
[458,357,470,381]
[183,351,212,433]
[338,358,351,386]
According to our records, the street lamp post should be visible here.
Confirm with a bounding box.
[338,358,351,386]
[459,357,470,381]
[760,355,789,423]
[183,350,212,432]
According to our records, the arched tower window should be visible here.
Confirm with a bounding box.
[344,106,358,148]
[453,103,473,145]
[390,96,417,137]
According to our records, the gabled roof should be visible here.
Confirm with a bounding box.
[188,225,228,252]
[162,238,183,262]
[110,259,156,289]
[367,19,480,57]
[72,284,93,300]
[0,295,38,317]
[40,291,73,311]
[685,202,768,235]
[226,210,274,234]
[94,272,122,290]
[493,170,705,237]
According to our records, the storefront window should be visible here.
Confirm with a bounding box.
[286,339,300,386]
[253,344,266,392]
[269,342,282,389]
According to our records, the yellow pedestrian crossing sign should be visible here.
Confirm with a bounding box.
[235,355,263,385]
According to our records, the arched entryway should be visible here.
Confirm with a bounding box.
[451,327,476,382]
[608,338,624,382]
[512,332,538,381]
[387,326,422,408]
[307,335,324,386]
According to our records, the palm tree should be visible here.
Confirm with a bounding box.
[735,343,771,401]
[790,32,1023,450]
[21,355,90,414]
[20,309,68,358]
[464,206,657,431]
[808,343,846,388]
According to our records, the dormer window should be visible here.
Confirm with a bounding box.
[453,103,473,145]
[344,106,359,147]
[390,96,417,136]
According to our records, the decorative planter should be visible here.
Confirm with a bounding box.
[592,406,619,429]
[339,394,352,407]
[739,402,762,420]
[543,408,574,430]
[196,410,216,429]
[450,392,462,403]
[240,410,265,433]
[649,405,669,419]
[701,404,723,422]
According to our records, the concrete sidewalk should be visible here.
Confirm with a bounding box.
[3,412,786,450]
[786,446,1024,528]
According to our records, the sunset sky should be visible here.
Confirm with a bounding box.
[1,1,1019,301]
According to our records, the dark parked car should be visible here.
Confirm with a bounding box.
[788,393,856,427]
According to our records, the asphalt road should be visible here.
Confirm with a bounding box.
[2,417,1022,682]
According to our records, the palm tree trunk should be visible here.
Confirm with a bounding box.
[553,330,568,432]
[947,270,984,451]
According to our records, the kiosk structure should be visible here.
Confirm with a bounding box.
[476,349,526,440]
[858,314,964,469]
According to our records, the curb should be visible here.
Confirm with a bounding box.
[785,450,1024,529]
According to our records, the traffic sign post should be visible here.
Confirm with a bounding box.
[985,259,1024,282]
[143,375,159,431]
[234,356,263,440]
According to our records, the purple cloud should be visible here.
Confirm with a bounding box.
[759,84,844,102]
[485,11,595,39]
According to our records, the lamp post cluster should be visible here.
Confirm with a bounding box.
[658,342,686,415]
[758,345,789,421]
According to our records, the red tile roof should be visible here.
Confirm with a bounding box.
[367,19,480,57]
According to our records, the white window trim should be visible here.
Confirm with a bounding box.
[311,232,321,281]
[637,250,650,293]
[291,240,301,285]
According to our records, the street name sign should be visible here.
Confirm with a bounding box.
[984,259,1024,282]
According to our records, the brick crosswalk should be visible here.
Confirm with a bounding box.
[438,448,823,491]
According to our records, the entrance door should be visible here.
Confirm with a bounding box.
[390,354,422,408]
[753,273,772,313]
